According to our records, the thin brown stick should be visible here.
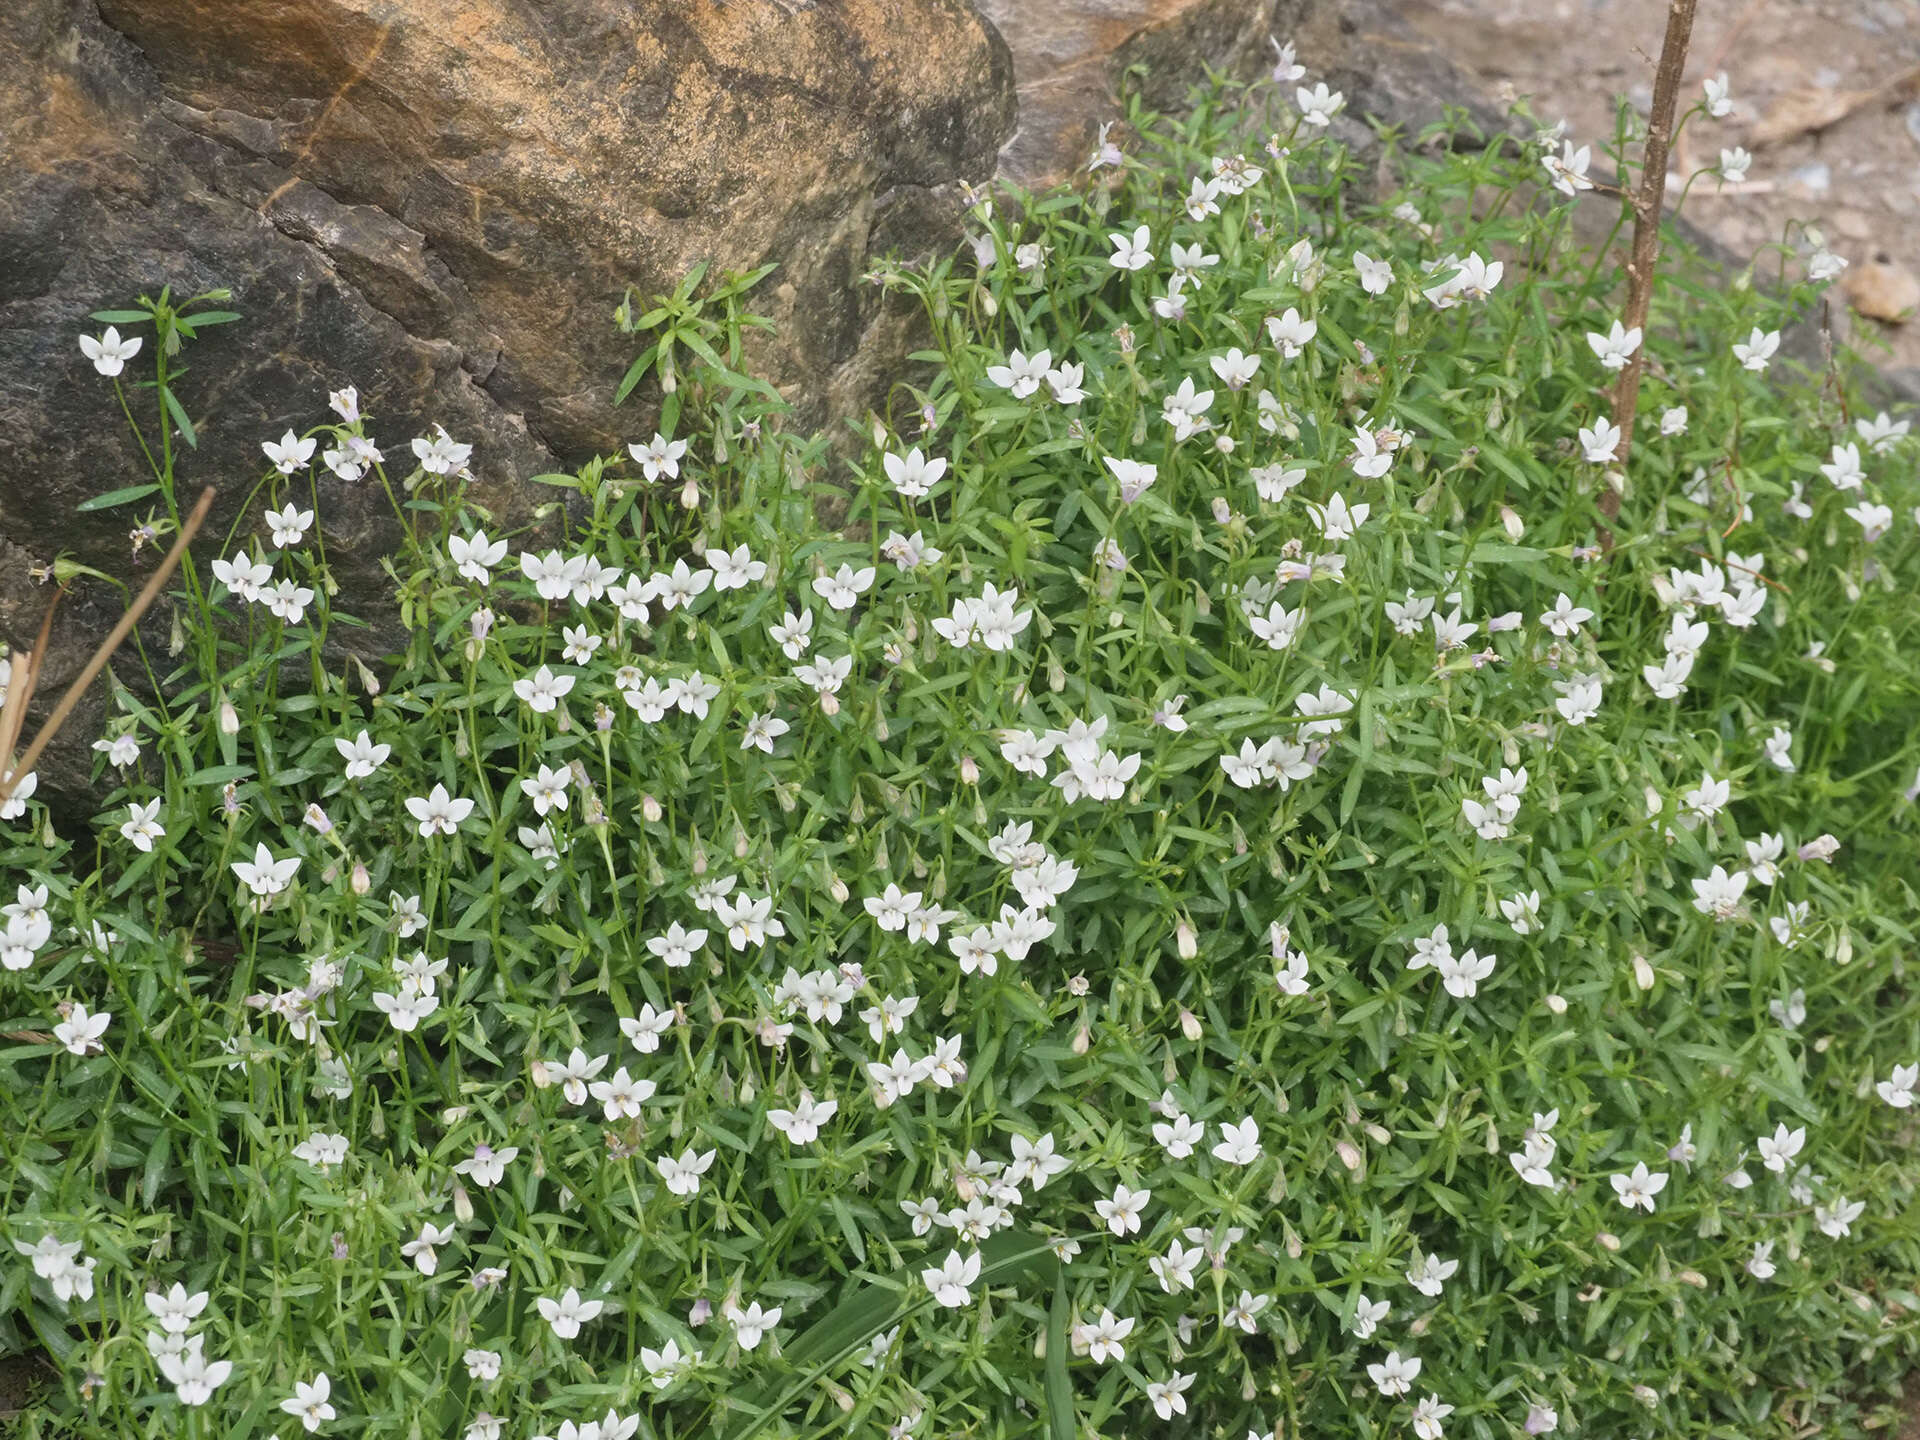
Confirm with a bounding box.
[0,596,59,778]
[1601,0,1699,525]
[0,485,216,802]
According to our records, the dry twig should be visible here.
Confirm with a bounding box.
[1601,0,1700,527]
[0,485,217,803]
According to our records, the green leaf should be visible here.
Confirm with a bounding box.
[76,483,161,513]
[88,309,151,324]
[162,386,199,448]
[1044,1273,1075,1440]
[614,342,660,406]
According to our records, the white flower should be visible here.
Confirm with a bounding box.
[79,325,143,377]
[1578,417,1622,463]
[1353,252,1393,294]
[728,1300,783,1350]
[1661,405,1689,435]
[1756,1122,1805,1174]
[1412,1394,1454,1440]
[1815,1196,1865,1238]
[628,433,689,482]
[1145,1372,1195,1420]
[1542,140,1593,195]
[1610,1161,1669,1211]
[812,563,876,611]
[1719,145,1753,183]
[1405,1250,1458,1297]
[1103,456,1158,503]
[159,1345,233,1406]
[1368,1350,1422,1397]
[986,346,1053,402]
[401,1221,457,1276]
[53,1002,111,1057]
[1877,1063,1919,1108]
[120,797,165,852]
[1296,82,1343,125]
[883,448,948,499]
[406,784,475,838]
[921,1249,982,1307]
[513,664,575,714]
[232,842,300,898]
[266,501,314,545]
[1691,865,1748,920]
[1747,1240,1777,1280]
[1703,72,1733,117]
[1095,1183,1150,1236]
[334,729,391,778]
[656,1146,718,1197]
[1108,226,1153,271]
[1586,320,1642,371]
[1265,307,1317,360]
[1350,1293,1390,1338]
[1555,677,1602,726]
[536,1286,605,1340]
[1211,1117,1262,1166]
[1732,326,1779,371]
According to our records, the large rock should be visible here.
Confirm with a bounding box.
[0,0,1019,814]
[0,0,1320,817]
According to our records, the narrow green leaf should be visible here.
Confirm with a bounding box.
[77,483,161,513]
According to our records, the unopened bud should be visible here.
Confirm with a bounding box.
[303,803,333,836]
[689,1297,713,1327]
[820,690,840,716]
[1335,1139,1362,1172]
[1211,496,1232,524]
[1178,1007,1202,1042]
[1597,1231,1620,1251]
[452,1181,475,1225]
[959,754,979,786]
[350,861,370,895]
[641,794,662,823]
[681,475,700,509]
[1071,1024,1091,1055]
[1632,954,1655,991]
[1544,992,1568,1014]
[1499,505,1525,541]
[1678,1268,1707,1288]
[218,698,240,735]
[828,873,850,905]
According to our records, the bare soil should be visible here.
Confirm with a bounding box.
[1399,0,1920,368]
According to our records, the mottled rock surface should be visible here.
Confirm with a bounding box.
[979,0,1308,187]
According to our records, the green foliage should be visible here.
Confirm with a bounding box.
[4,66,1920,1440]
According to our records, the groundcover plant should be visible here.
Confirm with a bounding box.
[5,47,1920,1440]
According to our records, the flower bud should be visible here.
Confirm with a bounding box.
[1597,1231,1620,1251]
[1499,505,1525,541]
[452,1180,475,1225]
[820,690,840,716]
[681,475,700,509]
[959,754,979,786]
[1335,1139,1362,1172]
[350,860,370,895]
[1175,918,1197,959]
[642,794,663,823]
[1178,1007,1203,1042]
[303,803,333,836]
[218,698,240,735]
[594,702,614,733]
[1071,1023,1091,1055]
[689,1297,713,1327]
[1632,954,1655,990]
[828,872,850,905]
[1211,496,1232,524]
[1214,434,1235,455]
[1067,973,1090,997]
[1544,992,1568,1014]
